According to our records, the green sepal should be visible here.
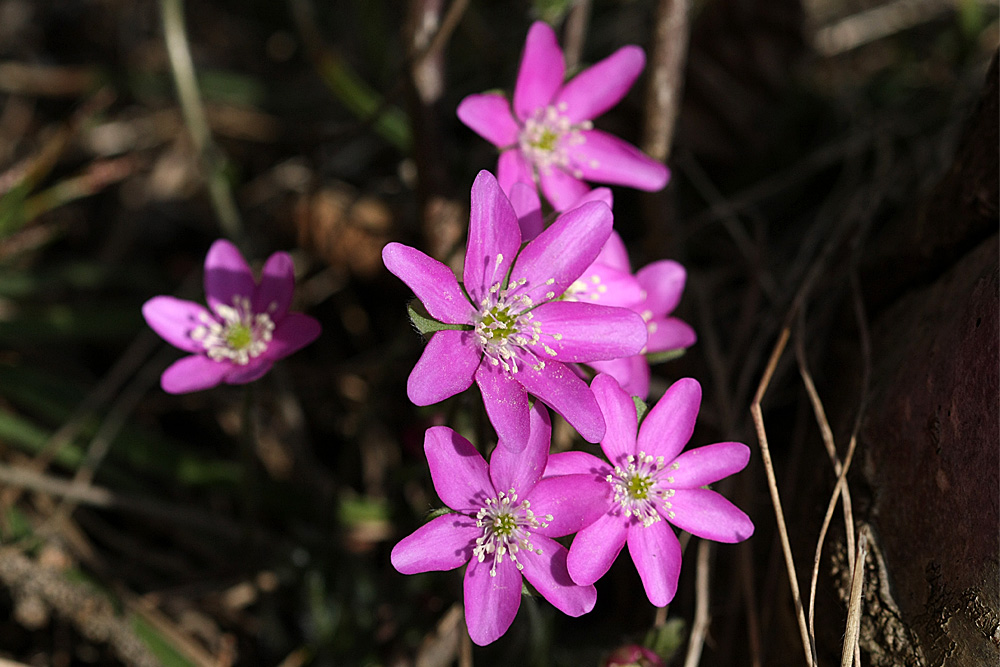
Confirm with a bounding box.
[646,347,687,365]
[633,396,649,423]
[426,506,457,521]
[406,301,469,336]
[643,617,686,661]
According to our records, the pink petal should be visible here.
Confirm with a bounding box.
[223,358,274,384]
[570,130,669,191]
[497,149,535,195]
[589,355,651,400]
[543,450,609,477]
[382,243,474,325]
[636,260,686,316]
[555,45,645,123]
[516,361,605,443]
[645,317,697,353]
[265,312,321,360]
[591,373,638,465]
[528,474,611,537]
[531,302,646,362]
[160,355,230,394]
[567,511,627,586]
[464,171,521,305]
[475,362,531,448]
[570,186,614,210]
[390,514,479,574]
[407,330,481,406]
[204,239,255,312]
[424,426,493,512]
[508,181,544,241]
[665,488,754,543]
[253,251,294,319]
[490,402,550,492]
[519,536,596,617]
[456,92,520,147]
[636,377,701,462]
[669,442,751,487]
[512,22,565,121]
[509,200,612,305]
[142,296,212,353]
[565,263,645,308]
[627,520,682,607]
[539,166,591,212]
[595,230,631,271]
[464,556,522,646]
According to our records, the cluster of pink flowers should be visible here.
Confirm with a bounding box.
[386,22,753,648]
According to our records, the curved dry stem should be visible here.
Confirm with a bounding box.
[682,539,713,667]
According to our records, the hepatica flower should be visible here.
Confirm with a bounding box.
[545,374,753,606]
[142,239,321,393]
[457,21,669,211]
[390,404,608,646]
[382,170,647,445]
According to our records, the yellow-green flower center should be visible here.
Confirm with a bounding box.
[627,474,654,500]
[225,323,254,350]
[473,489,552,577]
[191,296,276,365]
[607,451,680,527]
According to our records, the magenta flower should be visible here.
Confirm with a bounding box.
[575,230,696,399]
[457,21,669,211]
[142,239,321,393]
[382,170,647,445]
[390,404,609,646]
[545,374,753,606]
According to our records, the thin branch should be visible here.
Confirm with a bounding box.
[840,527,869,667]
[642,0,689,162]
[562,0,592,71]
[683,539,712,667]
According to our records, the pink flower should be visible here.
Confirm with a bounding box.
[510,187,696,399]
[382,170,647,446]
[457,21,669,212]
[142,239,321,393]
[605,644,666,667]
[390,404,609,646]
[545,374,754,606]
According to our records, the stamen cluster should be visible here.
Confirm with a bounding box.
[472,488,552,577]
[607,452,678,527]
[191,296,276,365]
[518,103,592,177]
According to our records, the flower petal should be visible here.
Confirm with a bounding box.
[516,361,605,443]
[539,166,591,211]
[509,200,612,305]
[570,130,669,191]
[567,511,627,586]
[645,317,697,353]
[531,302,647,362]
[490,402,550,492]
[591,373,639,465]
[528,474,611,537]
[382,243,474,325]
[636,260,686,316]
[390,514,479,574]
[519,536,596,617]
[669,442,751,487]
[160,355,230,394]
[595,230,630,271]
[223,358,273,385]
[407,330,480,406]
[636,377,701,462]
[512,21,565,121]
[567,263,645,308]
[464,171,521,305]
[589,355,651,400]
[475,362,531,448]
[570,186,614,210]
[508,181,544,241]
[464,556,522,646]
[543,450,609,477]
[497,149,535,195]
[265,312,321,360]
[204,239,255,312]
[142,296,212,353]
[665,488,754,543]
[456,92,520,147]
[424,426,493,511]
[627,520,682,607]
[253,251,294,320]
[555,45,645,123]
